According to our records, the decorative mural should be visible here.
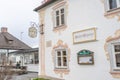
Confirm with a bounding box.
[52,40,70,78]
[104,29,120,78]
[51,0,68,34]
[101,0,120,21]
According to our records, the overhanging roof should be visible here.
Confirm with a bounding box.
[9,48,38,54]
[34,0,57,12]
[0,32,31,50]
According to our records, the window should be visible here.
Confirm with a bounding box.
[8,40,13,44]
[106,0,120,11]
[111,43,120,70]
[104,30,120,77]
[24,55,30,64]
[52,40,70,76]
[52,1,67,32]
[109,0,117,9]
[34,53,39,64]
[54,7,65,28]
[55,49,68,69]
[24,53,39,64]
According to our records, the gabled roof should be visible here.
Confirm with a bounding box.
[0,32,31,50]
[34,0,57,12]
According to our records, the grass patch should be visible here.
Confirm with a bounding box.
[32,78,50,80]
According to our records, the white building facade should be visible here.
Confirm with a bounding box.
[34,0,120,80]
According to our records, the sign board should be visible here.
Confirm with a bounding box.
[77,49,94,65]
[73,28,96,44]
[28,27,37,38]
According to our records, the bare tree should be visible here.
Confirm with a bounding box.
[0,54,14,80]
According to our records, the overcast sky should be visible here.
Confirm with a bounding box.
[0,0,42,47]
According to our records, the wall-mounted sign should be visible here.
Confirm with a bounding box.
[46,40,52,47]
[77,49,94,65]
[73,28,96,44]
[28,27,37,38]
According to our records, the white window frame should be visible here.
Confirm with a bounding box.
[106,0,120,11]
[54,6,66,28]
[111,42,120,71]
[55,49,68,69]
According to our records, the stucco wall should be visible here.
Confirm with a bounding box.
[38,0,120,80]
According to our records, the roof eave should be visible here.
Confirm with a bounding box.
[34,0,57,12]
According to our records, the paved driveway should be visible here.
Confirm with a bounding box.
[10,72,38,80]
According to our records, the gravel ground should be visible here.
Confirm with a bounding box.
[10,72,38,80]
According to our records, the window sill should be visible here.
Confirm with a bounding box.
[104,8,120,17]
[54,68,70,75]
[53,25,67,32]
[110,71,120,78]
[54,68,69,72]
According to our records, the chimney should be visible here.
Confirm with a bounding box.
[1,27,7,32]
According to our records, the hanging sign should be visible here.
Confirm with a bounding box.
[28,27,37,38]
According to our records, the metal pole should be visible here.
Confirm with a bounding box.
[20,32,24,41]
[6,49,9,64]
